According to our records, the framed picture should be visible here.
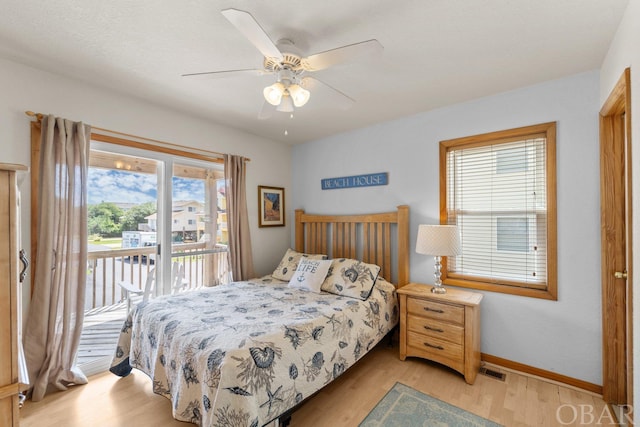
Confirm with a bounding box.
[258,185,285,227]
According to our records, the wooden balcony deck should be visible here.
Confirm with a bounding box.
[77,303,128,367]
[77,245,230,371]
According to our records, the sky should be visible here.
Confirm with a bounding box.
[88,168,205,205]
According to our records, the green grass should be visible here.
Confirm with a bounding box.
[89,237,122,249]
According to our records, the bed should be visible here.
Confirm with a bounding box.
[110,205,409,426]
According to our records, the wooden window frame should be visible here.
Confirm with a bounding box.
[439,122,557,300]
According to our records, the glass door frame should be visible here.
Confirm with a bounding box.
[90,141,225,297]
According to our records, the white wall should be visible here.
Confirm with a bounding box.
[292,71,603,384]
[599,0,640,409]
[0,57,292,314]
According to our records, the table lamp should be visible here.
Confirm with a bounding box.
[415,224,461,294]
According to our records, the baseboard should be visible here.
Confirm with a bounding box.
[481,353,603,395]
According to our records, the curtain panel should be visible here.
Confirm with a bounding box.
[24,115,91,401]
[224,154,255,281]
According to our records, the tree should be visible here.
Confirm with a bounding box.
[120,202,156,232]
[88,202,123,237]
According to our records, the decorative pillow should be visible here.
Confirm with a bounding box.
[321,258,381,300]
[374,276,396,294]
[288,258,332,293]
[272,248,328,281]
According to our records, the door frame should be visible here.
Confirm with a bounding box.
[600,67,633,407]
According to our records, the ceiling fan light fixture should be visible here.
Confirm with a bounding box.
[186,9,385,121]
[276,94,294,112]
[288,84,310,107]
[263,82,285,105]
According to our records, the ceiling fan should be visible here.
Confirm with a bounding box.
[182,8,383,117]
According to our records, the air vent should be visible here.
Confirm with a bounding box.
[479,366,506,381]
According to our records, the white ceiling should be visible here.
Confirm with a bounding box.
[0,0,629,144]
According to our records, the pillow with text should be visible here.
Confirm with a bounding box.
[288,258,333,293]
[272,248,328,281]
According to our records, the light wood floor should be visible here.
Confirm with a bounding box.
[20,343,617,427]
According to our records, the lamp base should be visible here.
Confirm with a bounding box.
[431,256,447,294]
[431,285,447,294]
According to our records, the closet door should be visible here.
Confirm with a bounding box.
[0,163,27,427]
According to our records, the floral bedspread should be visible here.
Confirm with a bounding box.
[110,275,398,427]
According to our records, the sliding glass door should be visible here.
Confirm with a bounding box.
[79,141,226,375]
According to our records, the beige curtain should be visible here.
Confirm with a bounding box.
[224,154,254,281]
[24,115,91,401]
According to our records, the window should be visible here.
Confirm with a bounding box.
[440,122,557,299]
[496,217,529,252]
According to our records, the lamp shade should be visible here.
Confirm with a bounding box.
[416,224,461,256]
[263,82,285,106]
[276,94,294,112]
[288,84,310,107]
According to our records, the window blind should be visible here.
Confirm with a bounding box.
[445,137,548,288]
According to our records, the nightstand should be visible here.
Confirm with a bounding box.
[397,283,483,384]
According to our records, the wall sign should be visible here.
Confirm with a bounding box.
[321,172,388,190]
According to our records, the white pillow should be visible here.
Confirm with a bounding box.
[288,258,332,293]
[272,248,328,281]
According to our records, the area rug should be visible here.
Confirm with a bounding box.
[359,382,502,426]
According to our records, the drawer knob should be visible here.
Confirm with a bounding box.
[424,307,444,314]
[424,325,444,333]
[424,342,444,350]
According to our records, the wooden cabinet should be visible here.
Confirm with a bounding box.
[0,163,27,427]
[397,283,483,384]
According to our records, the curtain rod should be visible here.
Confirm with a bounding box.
[25,110,250,162]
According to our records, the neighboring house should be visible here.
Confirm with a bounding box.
[144,200,205,241]
[144,214,157,233]
[171,200,203,237]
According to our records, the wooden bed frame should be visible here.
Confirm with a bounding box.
[294,205,410,287]
[109,205,411,427]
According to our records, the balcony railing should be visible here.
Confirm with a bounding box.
[86,242,230,311]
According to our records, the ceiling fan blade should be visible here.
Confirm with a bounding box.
[258,101,274,120]
[221,8,283,61]
[302,39,383,72]
[182,69,270,80]
[301,77,355,109]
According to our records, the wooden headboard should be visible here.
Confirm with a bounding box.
[294,205,409,287]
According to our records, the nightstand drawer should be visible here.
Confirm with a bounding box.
[407,298,464,325]
[407,331,463,362]
[407,314,464,345]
